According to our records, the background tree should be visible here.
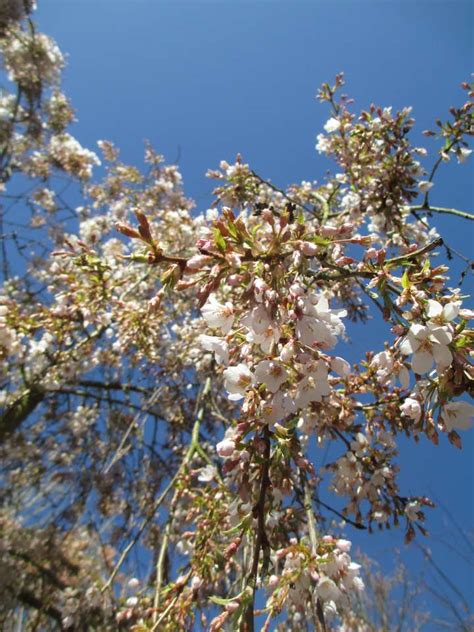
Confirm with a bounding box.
[0,4,472,631]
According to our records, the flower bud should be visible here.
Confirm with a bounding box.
[216,438,235,458]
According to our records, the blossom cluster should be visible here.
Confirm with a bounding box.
[266,537,364,621]
[1,25,63,88]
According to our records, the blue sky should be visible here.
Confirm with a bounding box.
[35,0,473,622]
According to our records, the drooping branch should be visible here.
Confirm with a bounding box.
[240,428,271,632]
[101,377,212,595]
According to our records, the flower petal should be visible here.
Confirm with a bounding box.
[426,300,442,318]
[400,335,418,355]
[429,326,452,345]
[442,302,460,322]
[411,350,433,374]
[432,343,452,370]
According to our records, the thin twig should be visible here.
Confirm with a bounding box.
[101,469,180,594]
[102,378,212,595]
[250,170,315,216]
[410,205,474,221]
[303,479,327,632]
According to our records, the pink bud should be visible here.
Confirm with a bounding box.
[186,254,213,270]
[216,438,236,458]
[268,574,279,589]
[335,538,352,553]
[299,241,318,256]
[364,248,378,261]
[335,256,356,266]
[261,209,274,223]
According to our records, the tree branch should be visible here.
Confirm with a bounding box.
[410,205,474,221]
[241,428,271,632]
[0,385,45,444]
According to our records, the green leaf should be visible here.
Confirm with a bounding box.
[311,235,331,247]
[222,516,250,536]
[251,223,262,237]
[296,211,305,224]
[455,336,468,349]
[209,587,249,606]
[209,595,238,606]
[227,222,238,239]
[213,228,226,252]
[401,269,410,289]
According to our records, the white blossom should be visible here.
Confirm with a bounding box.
[400,397,422,421]
[261,390,296,427]
[371,350,410,389]
[315,133,330,153]
[216,438,236,458]
[201,295,234,334]
[49,134,101,179]
[418,180,434,193]
[125,596,138,607]
[223,363,255,400]
[316,576,342,602]
[241,305,272,336]
[255,360,288,393]
[457,147,472,163]
[426,299,460,324]
[198,334,229,366]
[295,360,330,409]
[245,324,281,354]
[197,464,218,482]
[127,578,140,590]
[335,539,352,553]
[323,117,341,133]
[442,401,474,432]
[400,323,452,374]
[296,293,346,349]
[331,356,351,376]
[279,341,295,362]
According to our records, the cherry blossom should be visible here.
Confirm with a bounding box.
[296,294,346,349]
[426,298,460,324]
[324,117,342,133]
[295,360,331,408]
[201,295,234,333]
[198,334,229,365]
[418,180,434,193]
[261,390,296,427]
[399,323,453,374]
[441,401,474,432]
[400,397,422,422]
[222,363,255,400]
[254,359,288,393]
